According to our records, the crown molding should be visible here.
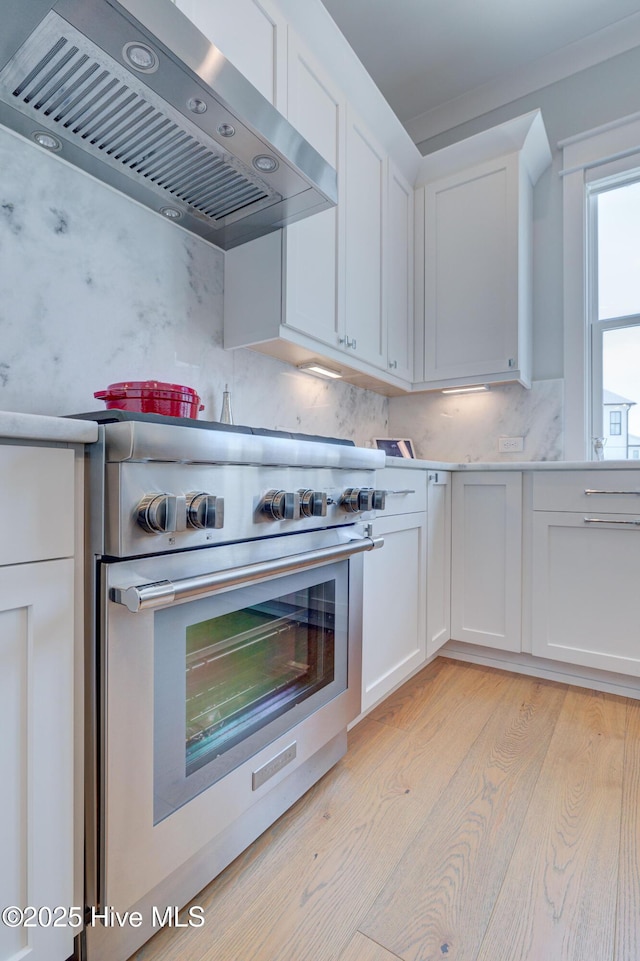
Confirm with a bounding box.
[406,12,640,147]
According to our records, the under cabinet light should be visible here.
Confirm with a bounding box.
[441,384,490,395]
[297,361,343,380]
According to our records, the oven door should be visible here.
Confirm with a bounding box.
[95,528,375,914]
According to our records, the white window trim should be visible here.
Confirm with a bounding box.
[561,111,640,460]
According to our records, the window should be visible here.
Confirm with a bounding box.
[588,174,640,459]
[561,113,640,459]
[609,410,622,435]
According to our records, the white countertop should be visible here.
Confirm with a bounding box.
[0,411,98,444]
[383,455,640,471]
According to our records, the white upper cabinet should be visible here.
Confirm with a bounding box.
[172,0,286,108]
[281,33,346,349]
[414,110,551,391]
[386,161,414,382]
[224,15,418,393]
[344,109,386,370]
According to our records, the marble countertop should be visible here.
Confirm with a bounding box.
[0,411,98,444]
[383,456,640,471]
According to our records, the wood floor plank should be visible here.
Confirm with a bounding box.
[367,657,497,739]
[475,687,626,961]
[130,660,516,961]
[337,932,404,961]
[359,674,567,961]
[615,699,640,961]
[129,660,640,961]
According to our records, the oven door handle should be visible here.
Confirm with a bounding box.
[110,535,384,613]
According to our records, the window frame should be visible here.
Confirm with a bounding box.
[609,410,622,436]
[587,169,640,445]
[561,111,640,459]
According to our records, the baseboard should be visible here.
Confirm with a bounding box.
[441,641,640,700]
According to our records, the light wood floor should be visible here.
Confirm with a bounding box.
[131,658,640,961]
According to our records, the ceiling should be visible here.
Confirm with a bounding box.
[318,0,640,144]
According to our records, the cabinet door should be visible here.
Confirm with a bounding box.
[173,0,286,108]
[424,155,519,383]
[282,33,346,348]
[0,447,74,565]
[0,560,74,961]
[344,109,386,369]
[426,471,451,657]
[362,512,426,711]
[532,511,640,674]
[386,162,414,381]
[451,472,522,651]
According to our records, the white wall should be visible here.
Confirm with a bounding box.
[0,127,388,445]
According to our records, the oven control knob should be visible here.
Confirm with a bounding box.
[136,493,187,534]
[372,489,386,511]
[357,488,374,511]
[186,492,224,530]
[340,487,367,513]
[262,489,301,521]
[298,489,328,518]
[341,488,379,513]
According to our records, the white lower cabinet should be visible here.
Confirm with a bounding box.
[0,560,75,961]
[426,470,451,657]
[361,472,427,712]
[0,447,76,961]
[531,471,640,674]
[451,471,522,652]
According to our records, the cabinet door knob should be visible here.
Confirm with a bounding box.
[388,359,398,369]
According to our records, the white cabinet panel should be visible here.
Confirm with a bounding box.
[375,466,426,515]
[426,470,451,657]
[451,472,522,651]
[0,560,75,961]
[282,34,345,348]
[386,163,414,381]
[424,158,518,381]
[532,470,640,513]
[362,512,426,711]
[532,511,640,675]
[415,111,550,392]
[0,447,74,565]
[174,0,286,107]
[344,110,386,369]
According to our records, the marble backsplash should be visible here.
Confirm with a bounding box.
[0,127,388,446]
[0,126,565,458]
[387,379,564,462]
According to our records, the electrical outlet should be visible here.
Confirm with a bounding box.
[498,436,524,453]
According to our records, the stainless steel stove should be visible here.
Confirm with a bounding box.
[81,415,384,961]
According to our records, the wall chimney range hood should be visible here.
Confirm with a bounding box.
[0,0,337,249]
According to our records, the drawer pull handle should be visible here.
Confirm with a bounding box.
[384,489,416,496]
[584,489,640,496]
[584,517,640,526]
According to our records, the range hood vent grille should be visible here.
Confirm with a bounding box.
[0,10,286,232]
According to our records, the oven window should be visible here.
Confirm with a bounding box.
[185,581,335,776]
[152,560,348,823]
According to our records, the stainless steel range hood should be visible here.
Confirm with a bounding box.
[0,0,337,249]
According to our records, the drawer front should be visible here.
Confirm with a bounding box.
[0,446,75,565]
[374,467,427,515]
[532,470,640,514]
